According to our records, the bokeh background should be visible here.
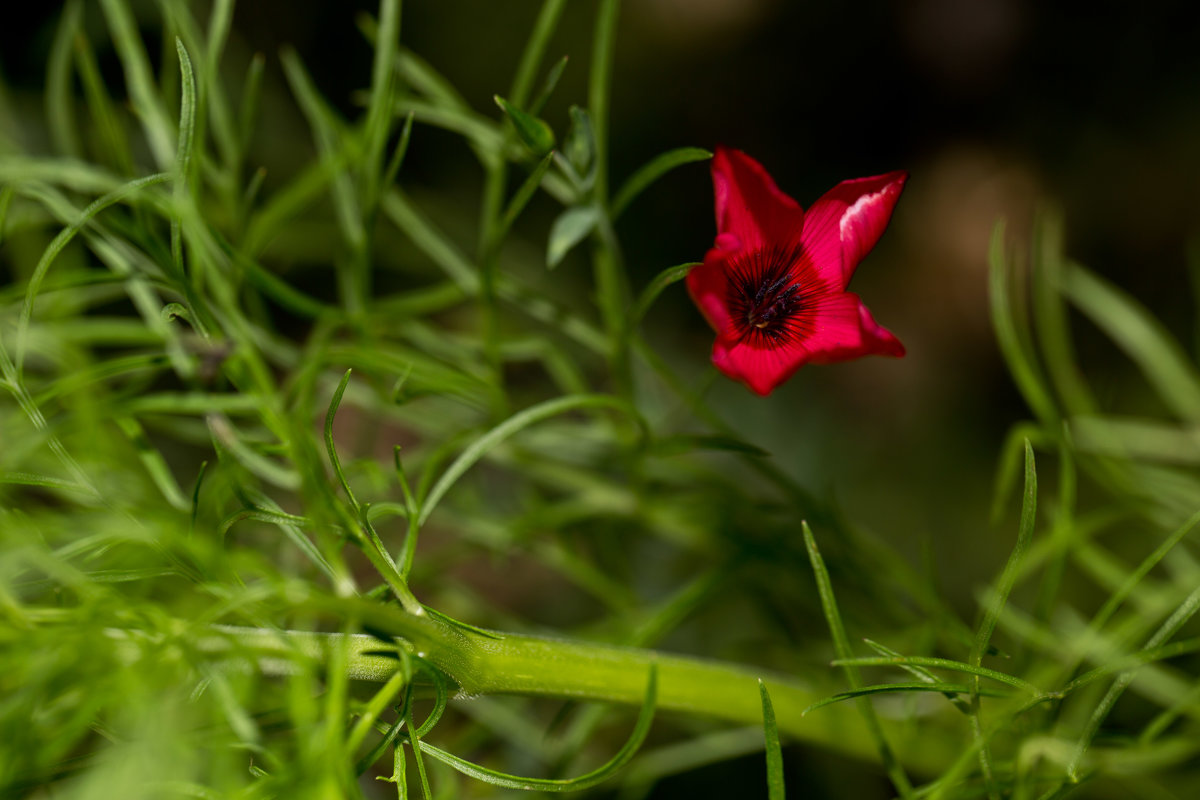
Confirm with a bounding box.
[3,1,1200,795]
[4,0,1198,601]
[211,0,1200,603]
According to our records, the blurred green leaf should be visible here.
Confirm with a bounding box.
[1070,414,1200,464]
[546,205,599,269]
[1064,263,1200,422]
[649,434,768,458]
[529,55,569,116]
[612,147,711,219]
[564,106,594,176]
[494,94,555,156]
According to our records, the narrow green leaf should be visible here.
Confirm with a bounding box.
[1069,414,1200,464]
[382,190,479,292]
[612,147,712,219]
[494,94,555,155]
[418,666,656,791]
[229,246,333,319]
[1063,262,1200,422]
[72,32,133,173]
[16,172,172,374]
[200,0,238,170]
[359,715,407,778]
[1068,584,1200,781]
[587,0,619,203]
[396,99,505,157]
[546,205,599,268]
[395,48,473,112]
[280,46,365,252]
[46,0,83,158]
[209,415,301,490]
[529,55,569,116]
[508,0,567,109]
[496,151,554,244]
[1087,508,1200,635]
[116,416,190,511]
[834,655,1040,694]
[381,111,415,192]
[803,522,914,798]
[405,693,434,800]
[419,394,638,526]
[1030,209,1096,415]
[172,38,197,277]
[649,434,768,458]
[803,683,1008,716]
[759,680,785,800]
[239,53,265,153]
[346,669,408,759]
[861,639,973,714]
[972,440,1037,672]
[0,472,91,494]
[99,0,176,168]
[629,261,698,331]
[325,369,360,512]
[0,186,11,248]
[969,439,1036,800]
[188,460,207,537]
[987,221,1059,425]
[219,508,311,537]
[363,0,402,205]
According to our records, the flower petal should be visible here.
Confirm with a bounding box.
[712,146,805,249]
[686,247,737,338]
[709,293,904,396]
[801,171,907,288]
[803,293,906,364]
[712,337,809,396]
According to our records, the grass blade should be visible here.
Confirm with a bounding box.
[803,522,915,798]
[804,683,1009,715]
[611,147,711,220]
[836,654,1040,694]
[99,0,175,168]
[969,439,1037,799]
[46,1,83,158]
[1068,585,1200,780]
[988,221,1058,425]
[419,394,638,526]
[508,0,567,109]
[172,38,197,278]
[16,173,171,374]
[760,680,785,800]
[1063,262,1200,422]
[628,261,698,331]
[418,666,656,791]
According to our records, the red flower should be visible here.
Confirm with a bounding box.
[687,146,907,396]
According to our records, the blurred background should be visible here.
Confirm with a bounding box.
[210,0,1200,601]
[4,0,1199,601]
[3,1,1200,795]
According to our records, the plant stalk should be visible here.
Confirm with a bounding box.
[210,613,951,774]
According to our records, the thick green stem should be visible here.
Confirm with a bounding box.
[212,611,951,774]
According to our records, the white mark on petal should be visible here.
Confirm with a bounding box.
[839,190,885,242]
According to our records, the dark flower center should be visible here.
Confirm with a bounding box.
[726,246,822,349]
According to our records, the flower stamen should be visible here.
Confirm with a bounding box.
[726,246,823,349]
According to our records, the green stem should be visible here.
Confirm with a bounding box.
[210,612,951,775]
